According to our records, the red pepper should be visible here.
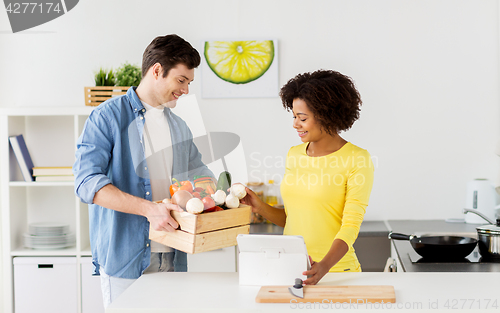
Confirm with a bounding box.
[204,206,224,213]
[169,178,193,196]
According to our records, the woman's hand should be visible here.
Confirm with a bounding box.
[236,184,287,227]
[302,239,349,285]
[302,256,329,285]
[239,187,265,213]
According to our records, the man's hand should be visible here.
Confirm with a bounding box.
[146,201,183,232]
[92,184,184,232]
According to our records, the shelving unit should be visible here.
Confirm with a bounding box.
[0,106,94,313]
[1,106,239,313]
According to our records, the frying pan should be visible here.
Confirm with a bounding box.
[388,232,478,260]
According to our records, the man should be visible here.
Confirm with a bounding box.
[73,34,213,307]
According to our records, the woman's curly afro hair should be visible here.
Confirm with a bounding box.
[279,69,362,135]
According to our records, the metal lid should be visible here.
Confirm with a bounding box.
[476,224,500,235]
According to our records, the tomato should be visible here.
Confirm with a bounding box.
[204,206,223,213]
[192,192,202,199]
[202,196,215,211]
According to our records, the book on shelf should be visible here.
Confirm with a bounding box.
[33,166,73,176]
[35,175,75,182]
[9,134,34,182]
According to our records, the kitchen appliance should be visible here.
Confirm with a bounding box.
[256,285,396,303]
[463,208,500,259]
[388,232,477,260]
[237,234,310,286]
[407,246,487,263]
[464,179,499,224]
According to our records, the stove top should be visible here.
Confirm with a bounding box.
[408,247,500,264]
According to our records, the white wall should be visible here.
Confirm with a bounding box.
[0,1,499,307]
[1,0,499,216]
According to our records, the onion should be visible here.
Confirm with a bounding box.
[171,190,193,210]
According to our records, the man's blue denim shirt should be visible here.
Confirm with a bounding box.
[73,87,213,279]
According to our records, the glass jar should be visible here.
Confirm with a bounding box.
[247,182,266,224]
[247,182,265,201]
[265,180,278,207]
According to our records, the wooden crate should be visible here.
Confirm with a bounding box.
[149,205,251,254]
[83,86,129,106]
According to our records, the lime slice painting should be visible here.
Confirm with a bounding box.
[204,40,275,85]
[202,39,278,98]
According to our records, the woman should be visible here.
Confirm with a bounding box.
[241,69,374,285]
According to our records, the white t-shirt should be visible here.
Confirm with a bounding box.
[142,101,174,253]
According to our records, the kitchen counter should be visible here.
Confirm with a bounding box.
[388,220,500,272]
[357,220,390,237]
[250,223,283,235]
[250,220,389,237]
[107,271,500,312]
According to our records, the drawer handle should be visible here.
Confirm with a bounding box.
[38,264,53,269]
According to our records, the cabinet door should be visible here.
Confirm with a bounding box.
[390,242,404,272]
[353,236,391,272]
[13,257,78,313]
[81,257,105,313]
[187,246,236,272]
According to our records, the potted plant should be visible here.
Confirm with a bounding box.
[94,68,115,87]
[84,63,141,107]
[115,62,142,87]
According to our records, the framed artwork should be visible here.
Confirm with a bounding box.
[201,39,279,98]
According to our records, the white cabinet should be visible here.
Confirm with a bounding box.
[81,257,104,313]
[13,257,78,313]
[0,107,94,313]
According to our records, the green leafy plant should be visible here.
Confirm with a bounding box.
[115,62,142,86]
[94,68,116,86]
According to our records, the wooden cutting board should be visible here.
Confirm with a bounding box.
[256,285,396,303]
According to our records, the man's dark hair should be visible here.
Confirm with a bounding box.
[142,34,201,78]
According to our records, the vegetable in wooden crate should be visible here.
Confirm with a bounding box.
[211,190,226,205]
[230,184,247,199]
[225,194,239,209]
[202,196,215,211]
[194,176,216,194]
[186,198,204,214]
[169,178,193,196]
[171,190,193,210]
[216,171,232,194]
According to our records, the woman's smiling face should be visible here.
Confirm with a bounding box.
[292,98,325,143]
